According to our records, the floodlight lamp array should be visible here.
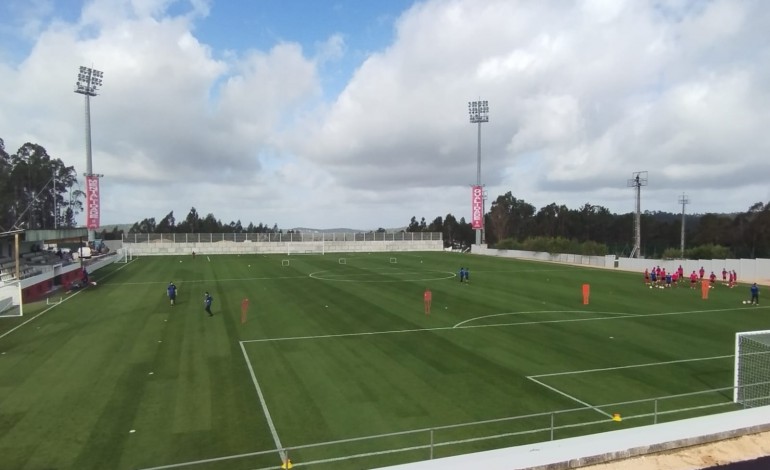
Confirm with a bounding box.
[468,100,489,123]
[74,67,104,96]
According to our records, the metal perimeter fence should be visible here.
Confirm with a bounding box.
[138,381,770,470]
[122,232,443,244]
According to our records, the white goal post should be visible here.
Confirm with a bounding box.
[734,330,770,407]
[287,241,325,256]
[0,281,23,318]
[115,248,133,263]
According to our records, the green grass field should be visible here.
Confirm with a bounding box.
[0,252,767,470]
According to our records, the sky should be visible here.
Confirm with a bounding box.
[1,0,769,231]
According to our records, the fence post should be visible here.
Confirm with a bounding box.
[550,412,555,440]
[430,429,434,459]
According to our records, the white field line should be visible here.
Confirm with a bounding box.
[451,305,769,330]
[163,313,744,468]
[206,256,210,262]
[105,275,309,286]
[526,376,612,418]
[0,259,136,342]
[242,306,763,344]
[242,326,445,343]
[239,341,286,464]
[135,449,276,470]
[453,310,636,328]
[530,354,735,378]
[525,354,734,419]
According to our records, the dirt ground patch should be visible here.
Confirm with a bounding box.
[580,431,770,469]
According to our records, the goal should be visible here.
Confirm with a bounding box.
[734,330,770,407]
[287,242,325,256]
[115,248,133,264]
[0,281,23,318]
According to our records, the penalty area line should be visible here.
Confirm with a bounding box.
[242,306,762,344]
[531,354,735,379]
[239,341,286,464]
[453,310,637,328]
[526,376,612,419]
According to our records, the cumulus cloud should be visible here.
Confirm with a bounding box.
[289,0,770,219]
[1,0,769,229]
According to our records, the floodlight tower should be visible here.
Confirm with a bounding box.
[74,66,104,242]
[468,100,489,246]
[627,171,648,258]
[679,193,690,259]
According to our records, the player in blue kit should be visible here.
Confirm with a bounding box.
[204,292,214,316]
[750,283,760,306]
[167,282,177,306]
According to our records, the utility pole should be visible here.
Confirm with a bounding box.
[627,171,648,258]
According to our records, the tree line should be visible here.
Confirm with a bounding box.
[475,191,770,259]
[0,140,83,232]
[2,140,768,258]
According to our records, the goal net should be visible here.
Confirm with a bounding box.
[0,281,23,318]
[734,330,770,407]
[114,248,133,264]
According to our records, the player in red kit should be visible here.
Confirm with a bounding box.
[690,271,698,289]
[423,288,432,315]
[699,267,705,279]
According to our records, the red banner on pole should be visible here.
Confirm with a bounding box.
[471,185,483,229]
[85,176,100,229]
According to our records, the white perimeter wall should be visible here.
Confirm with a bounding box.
[473,245,770,285]
[121,239,443,256]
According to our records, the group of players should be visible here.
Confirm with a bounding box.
[644,265,739,289]
[643,265,760,304]
[166,282,214,316]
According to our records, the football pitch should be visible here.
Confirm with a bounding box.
[0,252,768,470]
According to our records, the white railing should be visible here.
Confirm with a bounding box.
[123,232,442,243]
[137,382,770,470]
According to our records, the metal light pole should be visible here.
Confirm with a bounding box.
[74,66,104,242]
[468,100,489,246]
[679,193,690,259]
